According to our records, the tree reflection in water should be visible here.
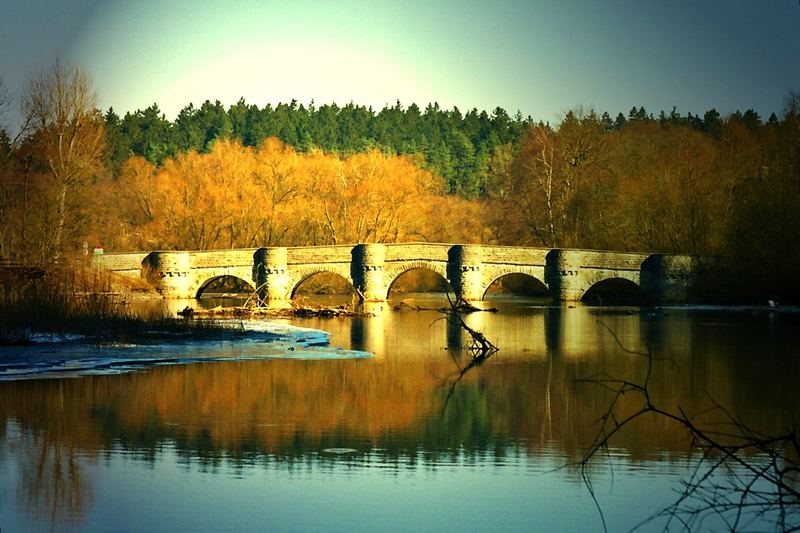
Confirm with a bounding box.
[577,323,800,532]
[0,305,798,530]
[14,397,93,529]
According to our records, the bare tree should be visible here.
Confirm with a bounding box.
[21,61,105,259]
[510,111,606,247]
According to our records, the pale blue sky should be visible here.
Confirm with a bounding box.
[1,0,799,129]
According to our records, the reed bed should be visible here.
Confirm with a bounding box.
[0,264,229,344]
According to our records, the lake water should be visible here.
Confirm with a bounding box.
[1,296,799,532]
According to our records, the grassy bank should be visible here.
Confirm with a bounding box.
[0,264,232,344]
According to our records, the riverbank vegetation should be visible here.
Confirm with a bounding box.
[0,263,242,344]
[1,65,799,302]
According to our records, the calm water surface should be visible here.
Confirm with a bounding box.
[1,296,799,532]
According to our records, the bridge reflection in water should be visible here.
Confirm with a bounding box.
[291,296,689,362]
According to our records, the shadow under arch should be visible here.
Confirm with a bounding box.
[290,270,356,300]
[386,266,453,302]
[581,277,650,306]
[483,272,550,300]
[196,275,255,298]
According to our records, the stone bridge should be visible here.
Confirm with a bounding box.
[92,243,704,307]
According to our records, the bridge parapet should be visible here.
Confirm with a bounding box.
[287,245,353,264]
[189,249,257,268]
[92,252,149,277]
[384,243,451,262]
[481,246,549,266]
[562,250,649,270]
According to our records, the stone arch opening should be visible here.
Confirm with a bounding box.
[291,271,356,302]
[196,275,255,298]
[483,273,549,299]
[386,267,452,303]
[581,278,650,306]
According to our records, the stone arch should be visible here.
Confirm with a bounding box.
[481,270,549,299]
[384,261,451,299]
[580,277,649,305]
[195,275,255,298]
[288,266,354,299]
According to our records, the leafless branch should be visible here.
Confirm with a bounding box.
[575,322,800,531]
[438,292,499,415]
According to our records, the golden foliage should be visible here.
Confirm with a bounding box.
[98,139,474,250]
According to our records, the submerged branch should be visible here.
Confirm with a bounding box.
[439,292,500,415]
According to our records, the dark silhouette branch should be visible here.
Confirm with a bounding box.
[575,321,800,532]
[439,291,499,415]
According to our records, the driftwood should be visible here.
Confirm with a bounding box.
[393,298,498,313]
[439,294,500,414]
[177,304,371,319]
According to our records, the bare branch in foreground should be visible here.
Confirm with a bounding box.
[576,321,800,532]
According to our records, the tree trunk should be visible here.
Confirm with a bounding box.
[52,181,67,261]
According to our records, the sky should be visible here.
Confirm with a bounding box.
[1,0,799,130]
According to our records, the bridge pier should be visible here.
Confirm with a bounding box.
[545,249,583,301]
[142,252,194,299]
[447,245,484,301]
[351,244,387,301]
[254,247,291,308]
[641,255,697,303]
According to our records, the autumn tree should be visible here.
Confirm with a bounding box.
[298,149,438,244]
[250,137,304,246]
[150,140,255,249]
[721,98,800,301]
[21,62,105,259]
[607,120,726,254]
[340,150,438,243]
[503,111,607,247]
[109,156,160,249]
